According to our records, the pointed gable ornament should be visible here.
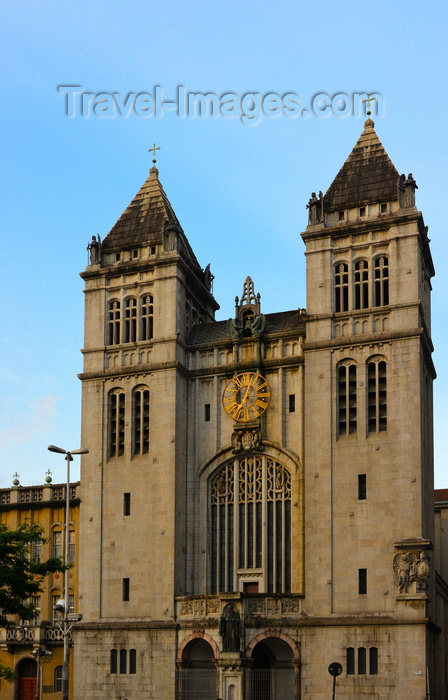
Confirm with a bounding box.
[228,276,265,339]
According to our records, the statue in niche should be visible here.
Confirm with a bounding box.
[163,221,180,251]
[219,604,241,652]
[203,263,214,291]
[87,234,101,264]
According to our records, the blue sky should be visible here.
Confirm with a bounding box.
[1,0,447,487]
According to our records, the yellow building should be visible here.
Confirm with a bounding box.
[0,479,79,700]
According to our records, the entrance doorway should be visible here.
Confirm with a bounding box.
[16,658,37,700]
[176,638,218,700]
[248,638,294,700]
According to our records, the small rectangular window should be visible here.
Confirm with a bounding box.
[115,252,121,262]
[205,404,211,422]
[359,206,366,217]
[150,246,156,255]
[358,474,366,500]
[358,568,367,594]
[132,249,138,258]
[124,493,130,516]
[288,394,295,413]
[338,210,345,221]
[122,578,130,601]
[380,203,387,214]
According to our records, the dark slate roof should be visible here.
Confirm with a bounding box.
[323,120,399,211]
[102,166,181,250]
[187,309,306,347]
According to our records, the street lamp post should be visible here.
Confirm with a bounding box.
[48,445,88,700]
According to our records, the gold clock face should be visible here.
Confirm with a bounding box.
[222,372,271,422]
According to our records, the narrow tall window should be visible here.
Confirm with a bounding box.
[204,404,211,422]
[67,530,75,563]
[129,649,137,674]
[122,578,130,602]
[133,387,150,455]
[140,294,154,340]
[358,647,367,674]
[288,394,296,413]
[53,531,62,558]
[358,568,367,594]
[374,256,389,306]
[369,647,378,675]
[120,649,127,674]
[110,650,117,674]
[335,263,349,312]
[358,474,366,500]
[346,647,355,675]
[367,360,387,433]
[354,260,369,310]
[124,492,131,516]
[32,540,42,563]
[338,363,357,435]
[109,390,125,458]
[123,298,137,343]
[108,300,121,345]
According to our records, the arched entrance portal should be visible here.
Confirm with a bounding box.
[176,638,218,700]
[16,658,37,700]
[247,638,295,700]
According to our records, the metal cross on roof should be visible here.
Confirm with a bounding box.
[149,142,161,164]
[362,94,376,116]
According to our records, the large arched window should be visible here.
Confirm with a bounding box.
[337,361,357,436]
[133,386,150,456]
[367,357,387,433]
[108,389,125,458]
[210,455,291,594]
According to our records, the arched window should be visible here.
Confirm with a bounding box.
[129,649,137,674]
[133,386,150,455]
[354,260,369,309]
[109,389,125,458]
[346,647,355,674]
[358,647,366,675]
[123,298,137,343]
[337,361,357,436]
[210,455,291,594]
[108,300,121,345]
[120,649,127,674]
[374,256,389,307]
[335,263,349,312]
[367,358,387,433]
[369,646,378,674]
[54,665,63,691]
[140,294,154,341]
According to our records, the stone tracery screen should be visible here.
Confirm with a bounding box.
[210,455,291,594]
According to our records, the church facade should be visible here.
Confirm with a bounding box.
[74,120,447,699]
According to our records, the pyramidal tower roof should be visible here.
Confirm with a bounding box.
[102,165,182,250]
[323,119,400,211]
